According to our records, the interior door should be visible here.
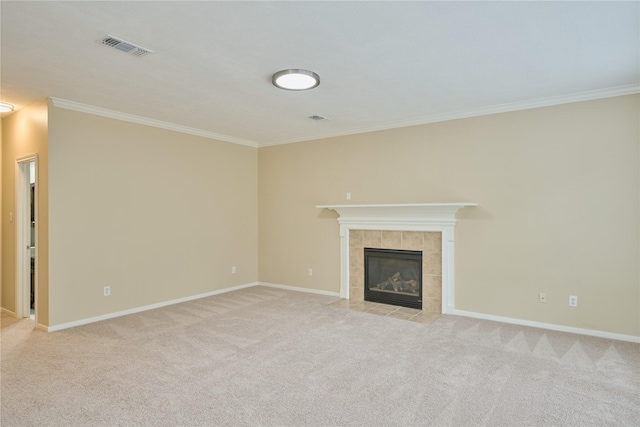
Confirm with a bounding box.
[16,156,37,321]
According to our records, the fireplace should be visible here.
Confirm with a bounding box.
[316,203,477,314]
[364,248,422,309]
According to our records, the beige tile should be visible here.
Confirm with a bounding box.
[362,301,380,309]
[381,231,402,249]
[422,297,442,314]
[349,229,363,248]
[363,230,382,248]
[349,286,364,301]
[350,266,364,287]
[341,299,437,322]
[423,252,442,275]
[366,304,398,315]
[423,275,442,300]
[366,308,393,317]
[387,311,416,320]
[409,312,441,324]
[349,247,363,269]
[424,232,442,253]
[327,300,351,309]
[345,228,445,320]
[371,304,398,313]
[376,303,401,312]
[348,300,366,309]
[401,231,424,250]
[396,307,421,315]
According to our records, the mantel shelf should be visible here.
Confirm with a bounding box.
[316,203,477,208]
[316,203,477,223]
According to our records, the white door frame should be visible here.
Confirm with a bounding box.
[15,154,37,322]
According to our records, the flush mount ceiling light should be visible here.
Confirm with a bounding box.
[0,102,15,113]
[272,69,320,91]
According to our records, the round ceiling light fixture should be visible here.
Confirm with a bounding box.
[0,102,15,113]
[272,69,320,91]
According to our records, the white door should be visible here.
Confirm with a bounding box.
[16,156,37,321]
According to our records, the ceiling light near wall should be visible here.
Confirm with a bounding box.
[272,69,320,91]
[0,102,15,113]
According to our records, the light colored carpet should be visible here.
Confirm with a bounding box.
[1,286,639,426]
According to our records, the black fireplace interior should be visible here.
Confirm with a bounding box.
[364,248,422,309]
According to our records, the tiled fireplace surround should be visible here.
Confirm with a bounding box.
[317,203,477,314]
[349,230,442,313]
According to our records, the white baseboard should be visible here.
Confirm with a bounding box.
[258,282,341,298]
[451,309,640,344]
[37,283,638,343]
[47,282,259,332]
[1,307,16,317]
[256,285,639,343]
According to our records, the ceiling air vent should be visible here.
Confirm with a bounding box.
[309,115,330,121]
[100,35,153,57]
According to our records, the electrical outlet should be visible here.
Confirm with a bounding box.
[569,295,578,307]
[232,266,236,274]
[308,268,313,276]
[104,286,110,297]
[539,293,547,303]
[346,192,351,200]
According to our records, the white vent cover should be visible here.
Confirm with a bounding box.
[100,35,153,57]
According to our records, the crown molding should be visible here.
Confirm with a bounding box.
[49,84,639,149]
[49,98,259,148]
[260,84,640,147]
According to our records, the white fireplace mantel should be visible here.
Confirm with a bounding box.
[317,203,477,313]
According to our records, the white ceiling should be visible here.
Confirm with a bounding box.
[1,1,638,147]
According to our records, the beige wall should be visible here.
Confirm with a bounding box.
[47,107,258,326]
[2,95,638,337]
[0,115,4,308]
[259,95,640,337]
[1,99,49,325]
[1,115,3,309]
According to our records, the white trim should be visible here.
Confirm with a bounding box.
[15,159,28,319]
[49,98,259,148]
[318,203,476,312]
[15,154,38,322]
[46,87,639,150]
[316,203,477,226]
[259,281,341,297]
[21,282,639,343]
[1,307,16,317]
[46,282,259,332]
[452,309,640,344]
[260,84,640,147]
[43,282,340,332]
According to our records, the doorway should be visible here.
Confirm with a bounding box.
[16,156,37,322]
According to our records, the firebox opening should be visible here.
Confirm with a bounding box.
[364,248,422,309]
